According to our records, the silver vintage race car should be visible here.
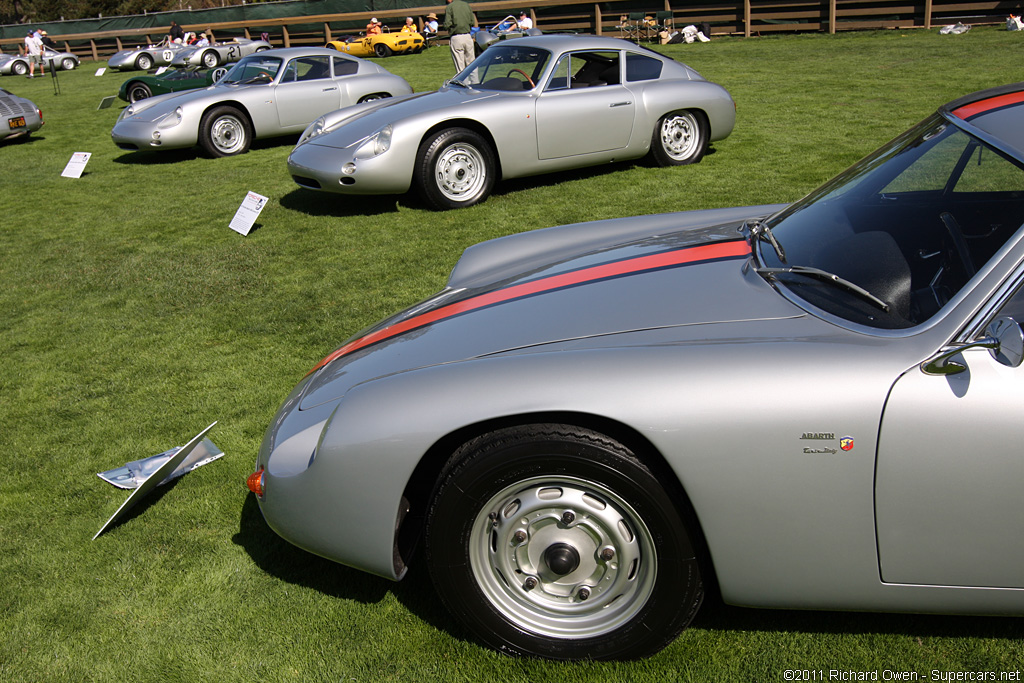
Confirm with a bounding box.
[108,41,190,71]
[111,47,413,157]
[287,35,735,209]
[0,47,79,76]
[170,37,272,69]
[1,87,43,141]
[251,83,1024,660]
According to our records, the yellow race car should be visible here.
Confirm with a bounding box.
[326,30,425,58]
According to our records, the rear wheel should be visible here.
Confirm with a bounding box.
[127,82,152,103]
[199,106,251,157]
[135,53,153,71]
[649,110,707,166]
[357,93,390,103]
[426,424,703,660]
[61,57,76,70]
[414,127,495,210]
[374,43,392,58]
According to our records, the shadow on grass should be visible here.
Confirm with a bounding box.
[94,476,182,538]
[278,187,408,218]
[113,148,200,165]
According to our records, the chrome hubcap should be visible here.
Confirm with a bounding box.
[469,475,656,638]
[211,115,245,154]
[434,143,486,202]
[661,112,699,160]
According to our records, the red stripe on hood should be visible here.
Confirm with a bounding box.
[952,91,1024,120]
[307,239,751,375]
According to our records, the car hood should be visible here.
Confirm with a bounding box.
[118,82,248,120]
[299,204,809,409]
[303,87,508,150]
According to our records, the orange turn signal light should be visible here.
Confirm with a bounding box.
[247,469,265,497]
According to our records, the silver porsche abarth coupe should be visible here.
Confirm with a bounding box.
[1,87,43,141]
[111,47,412,157]
[0,46,79,75]
[287,35,735,209]
[170,37,272,69]
[108,41,190,71]
[251,83,1024,660]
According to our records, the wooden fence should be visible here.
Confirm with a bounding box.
[1,0,1015,60]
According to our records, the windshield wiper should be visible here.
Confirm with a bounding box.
[748,220,787,264]
[755,265,890,313]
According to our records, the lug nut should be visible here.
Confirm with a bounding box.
[561,510,575,525]
[512,530,527,544]
[600,547,615,561]
[523,577,538,590]
[577,587,591,601]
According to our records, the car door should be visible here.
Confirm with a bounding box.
[875,275,1024,589]
[273,55,341,131]
[535,50,635,160]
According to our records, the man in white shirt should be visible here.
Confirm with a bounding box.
[518,11,533,30]
[24,30,44,78]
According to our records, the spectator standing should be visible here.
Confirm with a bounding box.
[24,30,44,78]
[444,0,474,74]
[40,31,56,49]
[168,20,184,44]
[518,11,533,30]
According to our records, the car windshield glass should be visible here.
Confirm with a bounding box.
[456,44,549,91]
[221,55,282,84]
[755,114,1024,329]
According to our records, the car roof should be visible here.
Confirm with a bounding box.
[493,33,670,57]
[252,47,351,59]
[942,82,1024,163]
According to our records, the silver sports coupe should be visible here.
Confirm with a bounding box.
[286,35,735,209]
[110,47,413,157]
[108,41,190,71]
[1,87,43,141]
[170,37,272,69]
[0,47,79,75]
[251,82,1024,660]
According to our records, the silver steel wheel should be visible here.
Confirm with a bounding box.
[434,142,488,203]
[13,61,27,76]
[468,474,657,639]
[136,53,152,71]
[62,57,76,70]
[209,114,246,155]
[659,111,701,161]
[202,50,219,68]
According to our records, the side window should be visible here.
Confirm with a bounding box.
[333,56,358,77]
[626,53,662,81]
[287,56,330,82]
[543,51,620,90]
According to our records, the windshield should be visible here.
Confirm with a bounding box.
[221,55,282,84]
[756,114,1024,329]
[453,44,550,91]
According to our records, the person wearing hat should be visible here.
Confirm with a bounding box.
[366,18,382,36]
[518,11,533,30]
[40,30,57,49]
[444,0,474,74]
[424,12,439,36]
[24,30,44,78]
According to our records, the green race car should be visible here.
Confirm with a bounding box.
[117,66,228,103]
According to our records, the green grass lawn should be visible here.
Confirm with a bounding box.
[2,27,1023,682]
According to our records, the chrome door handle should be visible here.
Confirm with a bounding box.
[610,101,632,107]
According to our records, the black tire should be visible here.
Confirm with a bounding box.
[127,82,152,103]
[201,50,220,68]
[61,57,77,71]
[12,60,27,76]
[374,43,392,58]
[199,106,252,157]
[426,424,703,660]
[357,92,390,103]
[135,53,153,71]
[649,110,708,166]
[414,127,495,210]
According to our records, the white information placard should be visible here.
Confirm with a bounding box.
[95,67,106,76]
[61,152,92,179]
[229,191,269,236]
[155,66,168,75]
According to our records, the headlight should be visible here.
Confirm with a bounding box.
[354,124,392,160]
[120,104,136,120]
[156,106,183,130]
[298,116,327,145]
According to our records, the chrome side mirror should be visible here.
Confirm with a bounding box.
[921,316,1024,375]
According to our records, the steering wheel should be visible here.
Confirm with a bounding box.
[509,68,535,89]
[939,211,976,278]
